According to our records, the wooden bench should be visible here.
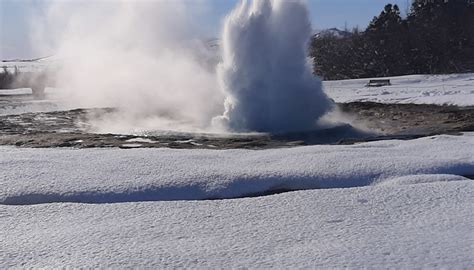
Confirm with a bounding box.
[366,79,391,87]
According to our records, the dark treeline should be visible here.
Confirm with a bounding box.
[310,0,474,80]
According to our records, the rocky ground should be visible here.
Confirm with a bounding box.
[339,102,474,136]
[0,102,472,149]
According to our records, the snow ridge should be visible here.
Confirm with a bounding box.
[1,133,473,205]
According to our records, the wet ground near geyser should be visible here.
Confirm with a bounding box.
[0,100,472,149]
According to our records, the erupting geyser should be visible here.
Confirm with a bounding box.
[215,0,333,133]
[33,0,333,135]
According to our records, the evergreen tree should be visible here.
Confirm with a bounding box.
[365,4,410,76]
[310,0,474,80]
[408,0,474,73]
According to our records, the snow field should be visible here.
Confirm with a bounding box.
[1,72,473,117]
[1,179,472,268]
[1,133,473,205]
[324,73,474,106]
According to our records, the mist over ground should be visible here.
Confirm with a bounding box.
[32,1,223,133]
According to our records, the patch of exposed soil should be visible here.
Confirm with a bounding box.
[0,102,472,149]
[339,102,474,135]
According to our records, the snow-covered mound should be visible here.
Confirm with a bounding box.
[0,88,69,116]
[0,56,58,73]
[324,73,474,106]
[1,133,473,205]
[0,91,63,115]
[2,179,472,268]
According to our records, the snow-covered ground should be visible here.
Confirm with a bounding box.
[1,72,473,117]
[0,89,65,115]
[1,134,473,268]
[2,180,472,268]
[1,134,473,204]
[324,73,474,106]
[1,72,473,268]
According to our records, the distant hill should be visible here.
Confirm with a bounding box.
[313,28,352,39]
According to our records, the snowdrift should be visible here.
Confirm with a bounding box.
[2,180,473,268]
[1,133,473,204]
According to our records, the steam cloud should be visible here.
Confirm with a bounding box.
[33,1,223,133]
[215,0,333,133]
[33,0,332,134]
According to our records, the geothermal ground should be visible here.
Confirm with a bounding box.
[0,102,473,149]
[0,73,473,149]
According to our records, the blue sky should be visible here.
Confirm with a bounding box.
[0,0,410,59]
[205,0,410,30]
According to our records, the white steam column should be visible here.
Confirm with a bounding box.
[216,0,333,133]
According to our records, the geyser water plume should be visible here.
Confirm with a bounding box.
[215,0,333,133]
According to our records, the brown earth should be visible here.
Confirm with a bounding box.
[0,102,472,149]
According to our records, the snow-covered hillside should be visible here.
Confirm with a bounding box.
[324,73,474,106]
[313,27,352,39]
[0,56,58,73]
